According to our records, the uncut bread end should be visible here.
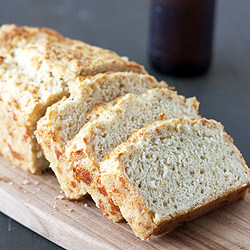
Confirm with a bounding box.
[64,88,199,221]
[100,118,250,240]
[0,24,146,173]
[0,24,64,173]
[36,72,167,200]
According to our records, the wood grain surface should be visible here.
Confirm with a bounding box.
[0,156,249,250]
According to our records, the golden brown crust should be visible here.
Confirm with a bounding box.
[0,24,63,48]
[64,124,123,222]
[0,24,64,173]
[101,168,157,239]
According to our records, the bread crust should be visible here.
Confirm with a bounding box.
[0,24,146,173]
[0,24,64,173]
[100,118,250,239]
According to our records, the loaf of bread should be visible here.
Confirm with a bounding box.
[2,24,248,240]
[35,72,168,208]
[64,88,199,221]
[0,24,145,173]
[100,118,250,240]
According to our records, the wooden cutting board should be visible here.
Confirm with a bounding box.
[0,156,249,250]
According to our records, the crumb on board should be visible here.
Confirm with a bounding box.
[9,182,13,185]
[23,190,27,193]
[84,204,88,207]
[63,203,68,206]
[37,187,41,191]
[34,181,40,186]
[68,209,73,213]
[22,179,29,185]
[55,195,65,200]
[53,206,57,210]
[0,178,8,183]
[60,190,64,194]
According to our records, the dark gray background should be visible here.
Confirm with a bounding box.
[0,0,249,249]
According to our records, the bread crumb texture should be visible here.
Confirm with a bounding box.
[101,118,250,239]
[86,88,199,164]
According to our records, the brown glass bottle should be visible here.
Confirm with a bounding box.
[149,0,216,77]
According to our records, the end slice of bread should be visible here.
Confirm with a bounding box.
[64,88,199,222]
[100,118,250,240]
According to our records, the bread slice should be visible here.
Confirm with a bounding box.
[0,24,145,173]
[35,72,168,204]
[64,88,199,222]
[100,118,250,240]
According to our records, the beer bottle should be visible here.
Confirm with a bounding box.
[149,0,216,77]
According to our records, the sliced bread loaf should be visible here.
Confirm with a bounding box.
[0,24,145,173]
[35,72,168,204]
[64,88,199,222]
[100,118,250,240]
